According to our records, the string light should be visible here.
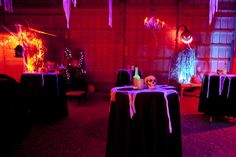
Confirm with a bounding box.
[0,36,19,46]
[0,30,46,72]
[63,48,86,81]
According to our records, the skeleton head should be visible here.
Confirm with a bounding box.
[144,75,157,88]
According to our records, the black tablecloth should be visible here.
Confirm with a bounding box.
[198,74,236,116]
[20,72,68,121]
[106,87,182,157]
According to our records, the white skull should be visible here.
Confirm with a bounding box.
[144,75,157,88]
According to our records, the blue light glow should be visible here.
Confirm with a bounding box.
[169,47,196,83]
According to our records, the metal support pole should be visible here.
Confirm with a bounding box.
[121,0,127,68]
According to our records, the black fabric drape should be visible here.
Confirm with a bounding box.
[106,92,132,157]
[20,73,68,121]
[106,91,182,157]
[198,75,236,117]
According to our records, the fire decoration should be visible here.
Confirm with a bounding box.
[0,29,47,72]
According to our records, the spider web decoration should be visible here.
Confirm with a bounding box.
[169,47,196,84]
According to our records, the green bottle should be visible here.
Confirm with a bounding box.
[133,65,140,79]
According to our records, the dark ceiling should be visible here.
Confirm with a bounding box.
[12,0,62,8]
[11,0,148,8]
[11,0,118,8]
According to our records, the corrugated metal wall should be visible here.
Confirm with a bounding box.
[2,0,235,91]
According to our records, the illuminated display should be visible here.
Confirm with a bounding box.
[169,47,196,83]
[144,16,164,30]
[0,30,46,72]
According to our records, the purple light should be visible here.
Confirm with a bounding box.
[169,47,196,84]
[144,17,164,30]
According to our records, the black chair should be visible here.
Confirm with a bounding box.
[0,74,31,154]
[116,69,132,87]
[0,74,18,83]
[65,73,88,105]
[116,69,142,87]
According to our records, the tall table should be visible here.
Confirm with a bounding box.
[20,72,68,121]
[106,85,182,157]
[198,74,236,118]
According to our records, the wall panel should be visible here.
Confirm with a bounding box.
[3,1,234,91]
[0,34,24,82]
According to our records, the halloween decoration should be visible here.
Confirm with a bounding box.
[14,44,24,57]
[144,75,157,89]
[169,47,196,84]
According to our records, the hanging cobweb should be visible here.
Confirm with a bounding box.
[169,47,196,84]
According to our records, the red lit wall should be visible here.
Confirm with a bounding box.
[0,34,24,82]
[2,1,235,92]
